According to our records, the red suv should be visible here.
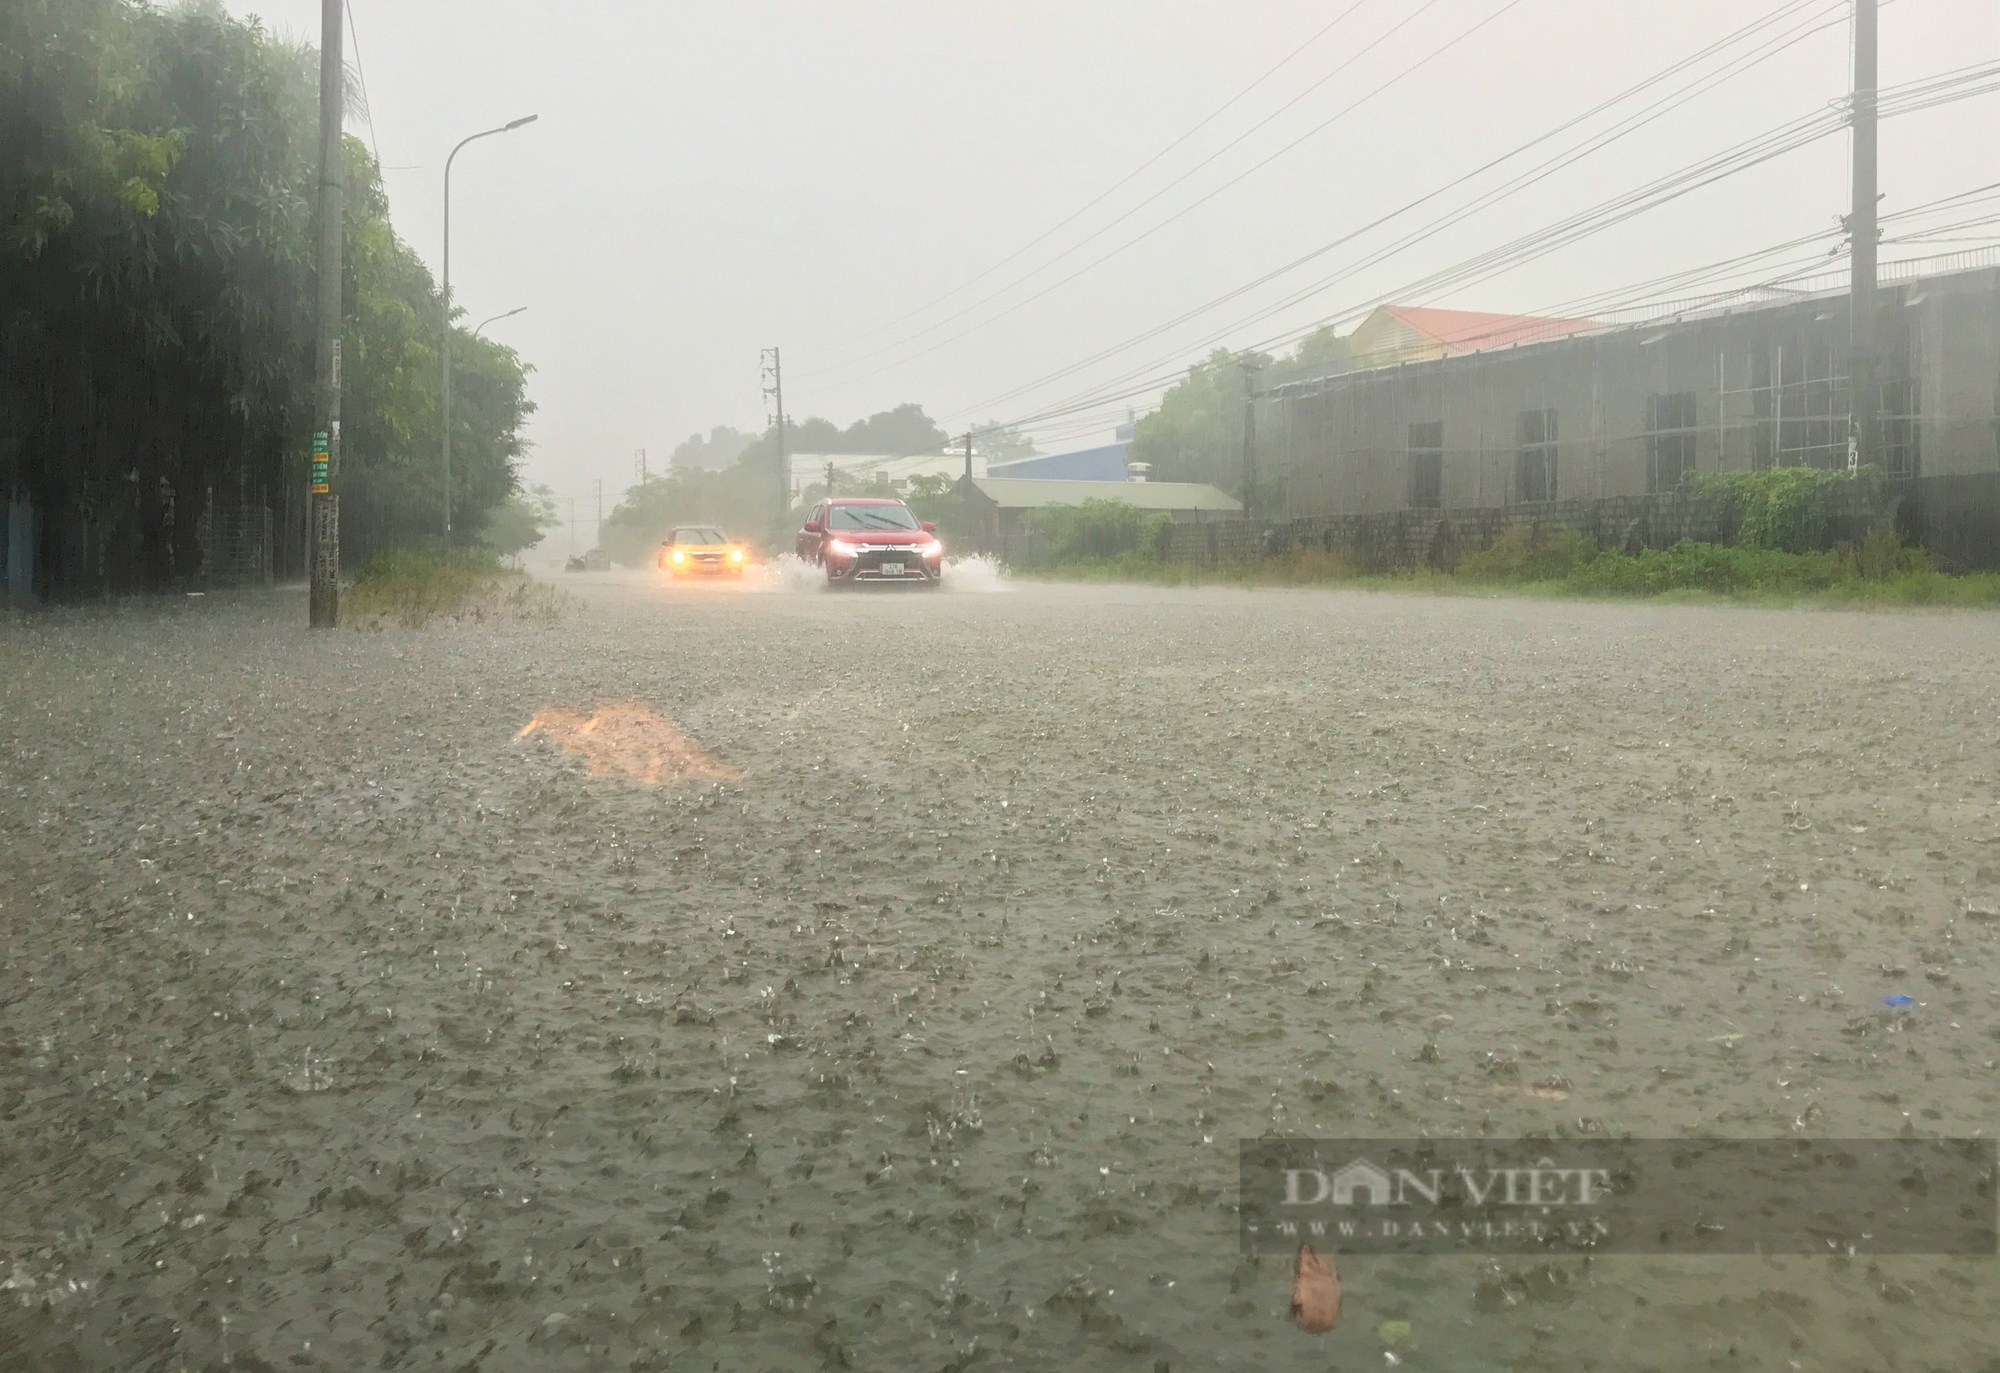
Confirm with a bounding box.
[797,498,943,588]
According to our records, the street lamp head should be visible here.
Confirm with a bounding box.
[473,306,528,338]
[505,114,539,131]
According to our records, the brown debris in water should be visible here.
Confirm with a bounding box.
[517,701,738,785]
[1290,1243,1342,1333]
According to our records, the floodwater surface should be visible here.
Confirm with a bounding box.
[3,573,1998,1371]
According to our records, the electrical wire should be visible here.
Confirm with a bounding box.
[343,0,383,171]
[794,0,1380,365]
[980,60,2000,435]
[819,0,1841,396]
[956,0,1850,420]
[799,0,1503,386]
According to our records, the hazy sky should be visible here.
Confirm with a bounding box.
[224,0,2000,510]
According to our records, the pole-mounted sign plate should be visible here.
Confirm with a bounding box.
[310,430,330,494]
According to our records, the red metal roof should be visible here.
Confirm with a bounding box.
[1376,305,1601,354]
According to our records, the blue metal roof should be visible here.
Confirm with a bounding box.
[986,443,1128,482]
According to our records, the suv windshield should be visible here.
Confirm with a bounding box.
[827,504,919,531]
[671,527,727,545]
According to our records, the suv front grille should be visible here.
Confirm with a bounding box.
[856,547,924,572]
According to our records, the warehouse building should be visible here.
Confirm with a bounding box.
[1259,259,2000,535]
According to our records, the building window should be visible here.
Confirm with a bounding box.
[1751,346,1850,469]
[1407,422,1443,508]
[1645,392,1697,493]
[1516,408,1557,503]
[1880,377,1920,479]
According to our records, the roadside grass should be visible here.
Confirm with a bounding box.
[1021,528,2000,609]
[346,548,568,628]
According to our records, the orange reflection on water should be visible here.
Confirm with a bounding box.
[516,701,739,785]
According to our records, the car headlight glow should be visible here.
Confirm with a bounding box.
[919,540,943,558]
[827,539,856,556]
[730,547,745,563]
[670,549,686,563]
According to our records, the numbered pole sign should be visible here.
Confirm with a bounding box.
[310,430,330,494]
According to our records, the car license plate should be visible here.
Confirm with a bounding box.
[880,561,904,575]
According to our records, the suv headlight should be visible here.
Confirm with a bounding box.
[827,539,856,556]
[919,540,943,558]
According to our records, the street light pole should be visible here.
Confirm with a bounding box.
[442,114,537,538]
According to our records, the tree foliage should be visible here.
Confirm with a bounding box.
[600,402,955,564]
[479,482,558,558]
[781,403,949,457]
[1126,348,1270,495]
[1290,324,1357,374]
[598,466,781,567]
[0,0,532,594]
[973,421,1036,462]
[669,425,753,472]
[1026,498,1171,562]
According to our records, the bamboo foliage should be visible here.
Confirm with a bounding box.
[1,0,532,594]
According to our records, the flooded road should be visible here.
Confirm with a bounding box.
[4,572,1998,1371]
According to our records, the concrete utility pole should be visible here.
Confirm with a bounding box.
[762,348,788,513]
[963,431,974,482]
[1240,360,1263,522]
[1849,0,1879,475]
[442,114,538,538]
[308,0,343,627]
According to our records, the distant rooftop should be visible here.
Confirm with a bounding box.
[1348,304,1601,369]
[963,477,1239,512]
[986,443,1129,482]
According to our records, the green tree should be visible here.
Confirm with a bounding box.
[1127,348,1270,494]
[669,425,752,472]
[744,403,952,461]
[0,0,533,594]
[598,462,781,567]
[1291,323,1357,374]
[479,482,558,557]
[973,421,1036,462]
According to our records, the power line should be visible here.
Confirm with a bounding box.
[994,222,1990,448]
[343,0,382,170]
[982,57,2000,437]
[845,0,1905,406]
[794,0,1380,365]
[799,0,1483,386]
[952,0,1849,421]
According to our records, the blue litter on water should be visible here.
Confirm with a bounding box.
[1883,994,1914,1007]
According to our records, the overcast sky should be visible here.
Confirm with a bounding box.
[223,0,1999,511]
